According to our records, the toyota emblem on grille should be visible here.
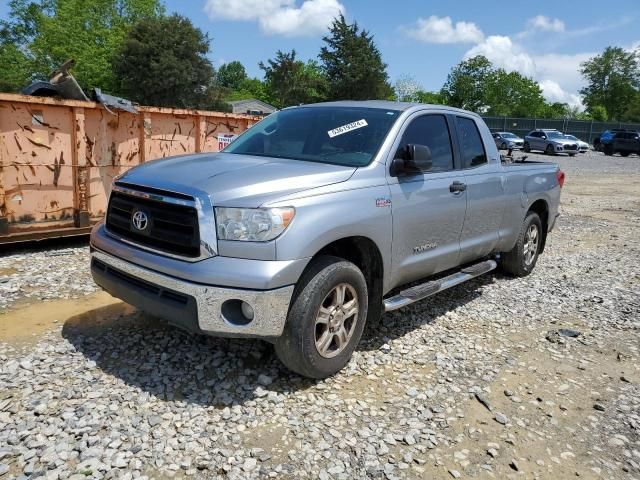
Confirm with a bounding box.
[131,210,149,231]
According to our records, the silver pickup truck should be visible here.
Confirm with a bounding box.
[90,101,564,378]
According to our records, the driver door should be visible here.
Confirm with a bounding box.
[387,113,467,289]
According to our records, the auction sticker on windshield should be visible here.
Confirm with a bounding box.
[328,119,368,138]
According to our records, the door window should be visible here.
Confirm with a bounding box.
[457,117,487,168]
[396,115,454,172]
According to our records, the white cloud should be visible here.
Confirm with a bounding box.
[204,0,344,37]
[464,36,589,109]
[526,15,565,33]
[465,35,536,76]
[406,16,484,44]
[539,80,583,109]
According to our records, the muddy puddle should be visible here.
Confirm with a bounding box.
[0,291,133,346]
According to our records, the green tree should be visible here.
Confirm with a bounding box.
[0,0,163,93]
[259,50,326,108]
[414,90,446,105]
[588,105,608,122]
[224,77,273,105]
[113,14,214,108]
[440,55,493,112]
[621,93,640,122]
[580,46,640,120]
[483,69,547,117]
[319,14,392,101]
[216,60,247,90]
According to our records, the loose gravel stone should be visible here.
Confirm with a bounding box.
[0,151,638,479]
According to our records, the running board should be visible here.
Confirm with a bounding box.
[383,259,497,312]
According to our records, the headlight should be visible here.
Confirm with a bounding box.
[215,207,295,242]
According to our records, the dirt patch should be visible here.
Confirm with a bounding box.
[0,291,127,346]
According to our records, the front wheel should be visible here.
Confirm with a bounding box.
[501,142,507,150]
[545,144,555,155]
[275,256,368,379]
[499,211,542,277]
[604,144,614,156]
[523,142,531,153]
[620,151,630,157]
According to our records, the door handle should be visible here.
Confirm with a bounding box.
[450,181,467,193]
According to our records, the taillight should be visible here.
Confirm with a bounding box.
[556,169,565,188]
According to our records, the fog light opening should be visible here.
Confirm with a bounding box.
[221,299,255,326]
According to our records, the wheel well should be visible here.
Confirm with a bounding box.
[312,236,384,330]
[528,199,549,252]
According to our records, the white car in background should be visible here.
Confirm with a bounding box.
[564,134,589,153]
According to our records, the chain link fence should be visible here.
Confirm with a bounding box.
[482,116,640,143]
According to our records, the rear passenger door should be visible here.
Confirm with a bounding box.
[387,113,467,288]
[454,115,506,264]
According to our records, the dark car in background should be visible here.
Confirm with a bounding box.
[593,129,627,151]
[604,131,640,156]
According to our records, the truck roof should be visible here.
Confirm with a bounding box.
[294,100,479,116]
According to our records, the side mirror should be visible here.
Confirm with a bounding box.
[541,135,547,139]
[391,144,432,176]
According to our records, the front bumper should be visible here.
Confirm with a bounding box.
[91,249,294,338]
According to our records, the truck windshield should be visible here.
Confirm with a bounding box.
[223,107,400,167]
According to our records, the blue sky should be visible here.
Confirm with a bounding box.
[2,0,638,107]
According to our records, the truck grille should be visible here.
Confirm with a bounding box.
[106,188,201,258]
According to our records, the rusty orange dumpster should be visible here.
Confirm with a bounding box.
[0,93,258,243]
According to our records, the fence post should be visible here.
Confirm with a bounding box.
[534,118,537,129]
[503,116,507,131]
[588,120,593,142]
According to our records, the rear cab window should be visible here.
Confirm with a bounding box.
[456,116,487,168]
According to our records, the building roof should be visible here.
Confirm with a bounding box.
[228,98,276,110]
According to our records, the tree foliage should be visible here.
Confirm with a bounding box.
[216,61,247,90]
[113,14,214,108]
[483,69,547,117]
[580,46,640,121]
[0,0,163,93]
[320,14,392,101]
[394,74,422,102]
[440,55,493,111]
[259,50,326,108]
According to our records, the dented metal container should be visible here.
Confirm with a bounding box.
[0,93,258,243]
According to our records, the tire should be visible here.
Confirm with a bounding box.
[545,144,555,155]
[604,144,614,156]
[569,153,576,157]
[621,151,630,157]
[275,256,368,379]
[523,142,531,153]
[501,142,507,150]
[499,211,542,277]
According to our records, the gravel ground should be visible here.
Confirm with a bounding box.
[0,150,639,479]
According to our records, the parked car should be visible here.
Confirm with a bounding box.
[90,101,564,379]
[593,129,626,151]
[492,131,524,150]
[523,129,578,156]
[563,134,589,153]
[604,131,640,156]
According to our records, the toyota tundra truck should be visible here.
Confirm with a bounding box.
[90,101,564,379]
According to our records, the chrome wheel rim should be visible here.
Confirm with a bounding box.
[523,224,539,266]
[314,283,359,358]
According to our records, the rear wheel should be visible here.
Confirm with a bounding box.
[500,211,542,277]
[604,144,614,156]
[275,256,368,379]
[545,144,555,155]
[620,151,630,157]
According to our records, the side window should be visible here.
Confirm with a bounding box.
[456,116,487,168]
[396,114,454,172]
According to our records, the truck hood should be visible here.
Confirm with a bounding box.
[117,152,357,207]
